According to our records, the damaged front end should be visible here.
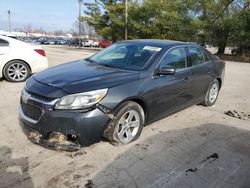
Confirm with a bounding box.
[19,86,113,151]
[25,104,115,152]
[28,131,80,152]
[96,104,115,120]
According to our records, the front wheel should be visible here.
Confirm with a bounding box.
[201,79,220,106]
[103,101,145,146]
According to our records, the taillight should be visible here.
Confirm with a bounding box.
[34,49,46,57]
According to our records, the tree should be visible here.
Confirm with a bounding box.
[194,0,249,54]
[54,30,64,36]
[83,0,125,41]
[83,0,197,42]
[22,24,33,36]
[230,3,250,54]
[128,0,197,41]
[83,0,250,55]
[72,20,99,39]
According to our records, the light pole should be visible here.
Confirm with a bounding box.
[7,10,11,33]
[125,0,128,40]
[78,0,83,47]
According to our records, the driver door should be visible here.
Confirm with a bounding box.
[145,46,192,121]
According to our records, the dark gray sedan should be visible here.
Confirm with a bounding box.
[19,40,225,150]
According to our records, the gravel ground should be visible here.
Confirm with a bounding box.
[0,45,249,188]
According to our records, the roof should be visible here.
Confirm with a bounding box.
[118,39,187,47]
[0,35,32,47]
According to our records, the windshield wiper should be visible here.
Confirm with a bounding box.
[85,58,95,63]
[101,64,114,68]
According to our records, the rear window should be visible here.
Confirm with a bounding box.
[0,39,9,47]
[188,47,205,66]
[203,51,210,62]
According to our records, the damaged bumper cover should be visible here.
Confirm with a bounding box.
[19,96,112,150]
[28,131,80,152]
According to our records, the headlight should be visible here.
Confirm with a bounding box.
[54,88,108,110]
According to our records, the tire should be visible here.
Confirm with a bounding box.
[3,60,31,82]
[103,101,145,146]
[201,79,220,107]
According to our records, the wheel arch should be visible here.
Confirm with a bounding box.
[2,59,32,78]
[216,77,222,89]
[112,97,149,124]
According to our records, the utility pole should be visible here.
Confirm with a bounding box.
[7,10,11,33]
[125,0,128,40]
[78,0,83,47]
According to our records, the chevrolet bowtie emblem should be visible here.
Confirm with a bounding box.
[22,94,30,104]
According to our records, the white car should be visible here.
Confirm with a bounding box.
[83,40,94,47]
[0,35,48,82]
[93,41,99,47]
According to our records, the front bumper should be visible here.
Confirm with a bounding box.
[19,90,110,148]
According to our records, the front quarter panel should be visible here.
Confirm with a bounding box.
[99,78,145,111]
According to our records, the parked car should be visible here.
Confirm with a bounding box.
[83,40,94,47]
[58,39,69,45]
[43,39,56,45]
[68,39,82,47]
[93,41,99,47]
[0,35,48,82]
[99,41,112,48]
[19,40,225,150]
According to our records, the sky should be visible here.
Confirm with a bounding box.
[0,0,91,32]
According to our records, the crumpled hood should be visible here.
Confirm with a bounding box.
[32,59,140,94]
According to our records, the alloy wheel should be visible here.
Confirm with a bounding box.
[209,83,219,104]
[117,110,140,144]
[7,63,28,81]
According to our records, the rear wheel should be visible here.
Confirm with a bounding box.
[104,101,145,146]
[3,60,30,82]
[202,79,220,106]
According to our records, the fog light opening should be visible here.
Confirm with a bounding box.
[46,132,80,152]
[48,132,67,143]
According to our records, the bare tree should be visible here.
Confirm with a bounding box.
[54,30,64,36]
[72,20,99,39]
[23,24,33,36]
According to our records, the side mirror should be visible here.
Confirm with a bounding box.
[155,67,176,76]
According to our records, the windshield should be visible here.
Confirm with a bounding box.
[87,43,162,70]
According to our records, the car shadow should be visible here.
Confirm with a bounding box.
[89,123,250,188]
[0,146,34,188]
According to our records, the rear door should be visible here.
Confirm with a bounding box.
[0,38,10,65]
[187,46,214,103]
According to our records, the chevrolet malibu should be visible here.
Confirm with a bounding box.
[19,40,225,150]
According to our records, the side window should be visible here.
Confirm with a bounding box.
[188,47,205,66]
[0,39,9,47]
[159,47,187,70]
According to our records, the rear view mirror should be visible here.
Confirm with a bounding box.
[156,67,176,76]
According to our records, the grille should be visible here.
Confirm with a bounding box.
[29,92,55,102]
[21,100,43,121]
